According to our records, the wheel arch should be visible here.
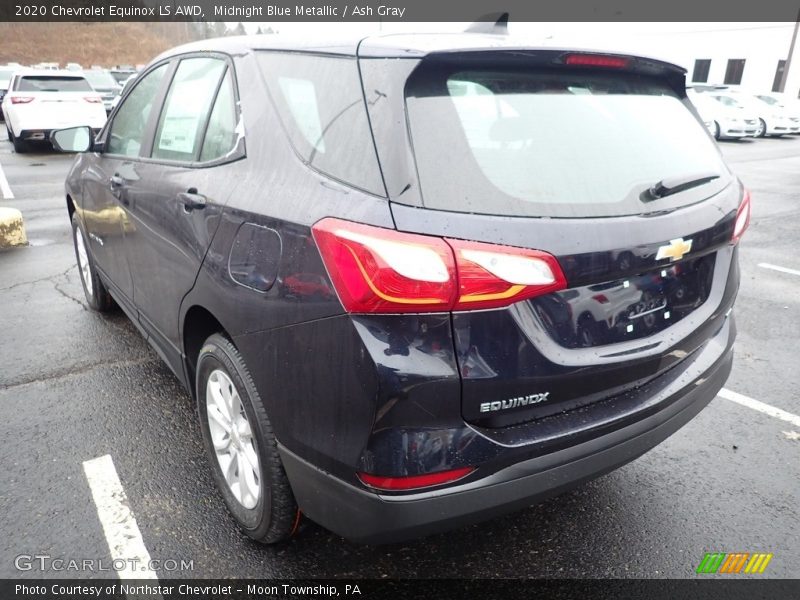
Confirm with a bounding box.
[182,304,234,400]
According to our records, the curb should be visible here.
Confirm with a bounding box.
[0,206,27,248]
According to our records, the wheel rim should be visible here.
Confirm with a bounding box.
[74,227,93,298]
[206,369,261,509]
[757,120,765,137]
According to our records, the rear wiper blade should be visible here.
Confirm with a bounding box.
[642,172,721,201]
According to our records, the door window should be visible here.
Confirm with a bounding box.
[199,69,238,162]
[107,63,168,157]
[152,57,226,162]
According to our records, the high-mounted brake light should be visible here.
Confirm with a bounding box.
[311,218,567,314]
[564,54,629,69]
[447,238,567,311]
[731,188,751,244]
[83,96,103,104]
[358,466,474,491]
[10,96,34,104]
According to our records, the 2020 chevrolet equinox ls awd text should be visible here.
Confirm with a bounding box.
[53,31,749,544]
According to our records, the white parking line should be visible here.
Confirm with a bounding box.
[718,388,800,428]
[758,262,800,278]
[83,454,159,582]
[0,158,13,199]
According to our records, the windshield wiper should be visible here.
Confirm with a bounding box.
[642,172,721,201]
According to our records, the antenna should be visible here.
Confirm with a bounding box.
[465,12,510,35]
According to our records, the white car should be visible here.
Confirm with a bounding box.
[687,90,759,140]
[752,92,800,135]
[2,70,107,153]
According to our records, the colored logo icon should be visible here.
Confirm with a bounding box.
[696,552,773,574]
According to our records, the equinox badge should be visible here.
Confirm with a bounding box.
[656,237,692,262]
[480,393,550,413]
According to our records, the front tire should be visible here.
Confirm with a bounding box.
[196,333,299,544]
[713,121,721,141]
[755,119,766,138]
[71,213,113,312]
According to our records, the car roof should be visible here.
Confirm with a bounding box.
[151,32,684,70]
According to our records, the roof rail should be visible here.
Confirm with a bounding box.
[464,12,509,35]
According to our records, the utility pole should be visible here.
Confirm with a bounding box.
[779,10,800,94]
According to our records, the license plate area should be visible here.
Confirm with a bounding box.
[533,253,717,349]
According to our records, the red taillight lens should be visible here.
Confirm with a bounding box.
[564,53,629,68]
[731,188,751,244]
[312,218,568,314]
[358,466,474,491]
[311,218,457,313]
[447,238,567,311]
[10,96,34,104]
[84,96,103,104]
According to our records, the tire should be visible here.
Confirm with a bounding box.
[11,130,29,153]
[713,121,721,141]
[196,333,299,544]
[71,213,114,312]
[6,126,11,141]
[755,119,766,138]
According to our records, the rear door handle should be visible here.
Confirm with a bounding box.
[177,188,207,212]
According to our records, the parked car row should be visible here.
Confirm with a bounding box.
[688,85,800,140]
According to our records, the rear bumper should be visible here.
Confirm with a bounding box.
[281,316,735,544]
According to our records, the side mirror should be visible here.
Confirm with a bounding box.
[50,126,93,153]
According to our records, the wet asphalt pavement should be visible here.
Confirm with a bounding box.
[0,134,798,579]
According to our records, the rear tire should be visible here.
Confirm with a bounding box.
[11,130,29,153]
[71,213,114,312]
[196,333,299,544]
[713,121,721,141]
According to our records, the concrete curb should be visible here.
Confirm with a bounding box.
[0,207,27,248]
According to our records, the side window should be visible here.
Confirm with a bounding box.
[152,57,226,162]
[107,64,168,157]
[199,69,238,162]
[257,53,385,197]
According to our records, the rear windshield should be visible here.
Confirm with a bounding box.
[16,76,93,92]
[406,66,729,218]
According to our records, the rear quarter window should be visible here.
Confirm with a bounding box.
[256,52,385,197]
[406,65,729,218]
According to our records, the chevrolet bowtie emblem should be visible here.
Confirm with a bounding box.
[656,237,693,261]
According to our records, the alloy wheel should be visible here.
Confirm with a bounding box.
[206,369,261,509]
[74,227,94,298]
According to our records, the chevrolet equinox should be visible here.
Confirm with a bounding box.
[53,31,749,544]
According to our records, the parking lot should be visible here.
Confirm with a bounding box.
[0,135,798,579]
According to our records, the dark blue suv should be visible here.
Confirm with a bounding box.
[53,32,748,543]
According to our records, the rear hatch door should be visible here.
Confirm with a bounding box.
[363,48,743,427]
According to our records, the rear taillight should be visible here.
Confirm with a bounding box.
[731,188,751,244]
[358,466,474,491]
[564,53,629,68]
[311,218,567,314]
[448,238,567,311]
[10,96,34,104]
[84,96,103,104]
[311,218,456,313]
